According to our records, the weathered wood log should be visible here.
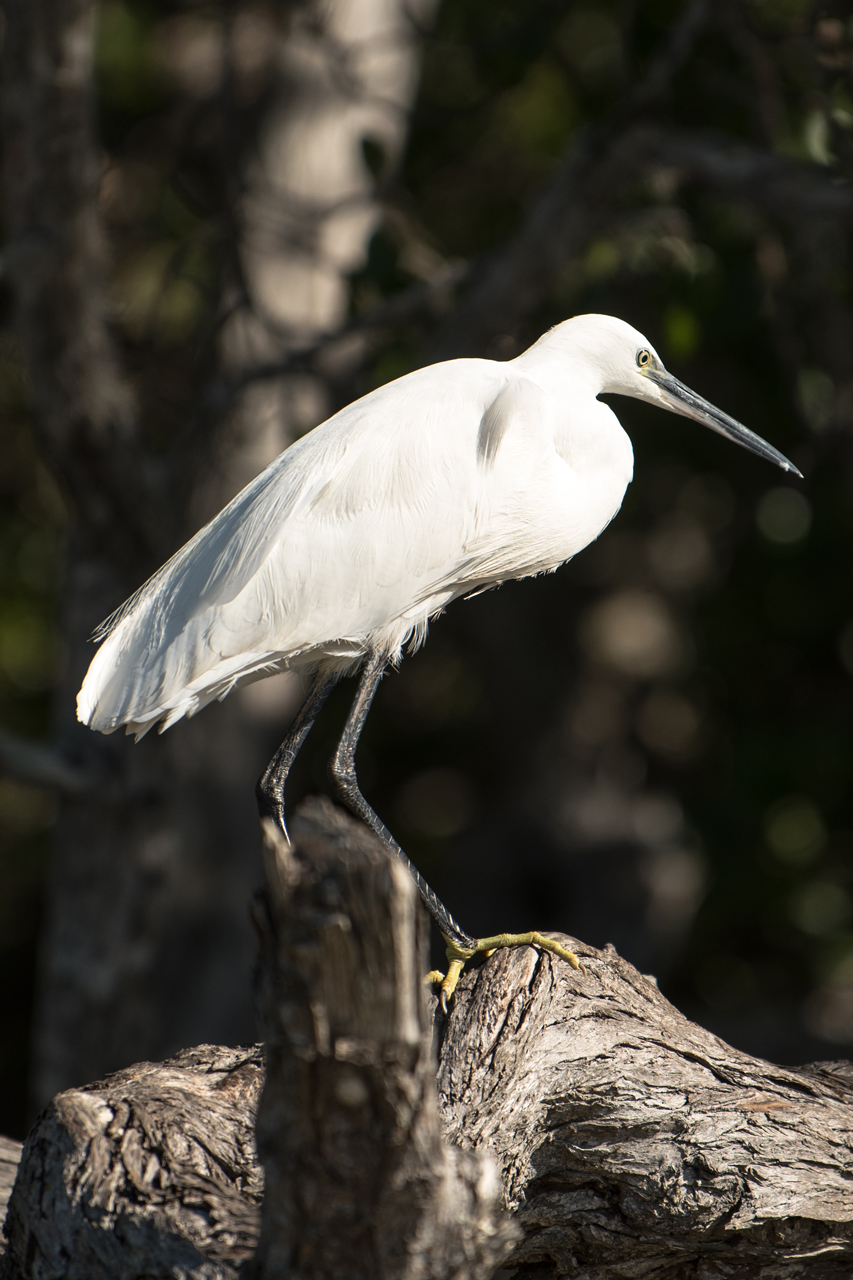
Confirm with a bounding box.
[3,798,853,1279]
[248,801,516,1280]
[441,945,853,1278]
[0,1045,264,1279]
[0,1139,22,1256]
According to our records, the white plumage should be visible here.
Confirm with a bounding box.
[77,313,797,741]
[76,311,801,998]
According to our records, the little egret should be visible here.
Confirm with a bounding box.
[77,314,800,1003]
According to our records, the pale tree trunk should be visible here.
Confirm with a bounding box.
[0,0,429,1108]
[211,0,430,509]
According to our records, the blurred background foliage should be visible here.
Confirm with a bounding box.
[3,0,853,1135]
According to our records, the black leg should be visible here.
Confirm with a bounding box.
[256,668,338,835]
[328,652,477,952]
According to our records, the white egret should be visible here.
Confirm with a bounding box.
[77,314,800,1003]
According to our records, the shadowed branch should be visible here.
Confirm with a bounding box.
[2,800,852,1279]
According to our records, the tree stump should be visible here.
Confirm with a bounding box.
[0,1046,264,1279]
[3,798,853,1278]
[0,1139,21,1256]
[248,801,516,1280]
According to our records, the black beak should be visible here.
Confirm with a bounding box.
[646,369,802,478]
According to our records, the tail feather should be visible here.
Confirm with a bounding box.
[76,600,288,737]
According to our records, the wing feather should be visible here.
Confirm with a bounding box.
[78,360,521,734]
[476,376,545,468]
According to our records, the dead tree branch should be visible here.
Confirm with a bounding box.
[427,0,713,361]
[3,800,853,1278]
[214,118,853,395]
[208,259,469,410]
[248,801,516,1280]
[1,1046,264,1280]
[653,127,853,223]
[0,1141,21,1257]
[440,942,853,1278]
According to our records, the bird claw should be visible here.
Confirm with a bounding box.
[426,932,581,1009]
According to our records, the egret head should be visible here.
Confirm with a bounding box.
[542,314,801,478]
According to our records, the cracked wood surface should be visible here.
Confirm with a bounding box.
[248,799,516,1280]
[3,801,853,1278]
[437,939,853,1277]
[0,1045,264,1279]
[0,1140,22,1255]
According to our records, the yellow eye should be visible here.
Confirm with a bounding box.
[637,349,652,368]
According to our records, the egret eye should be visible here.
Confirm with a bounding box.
[637,349,652,368]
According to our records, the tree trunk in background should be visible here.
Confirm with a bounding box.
[0,0,428,1107]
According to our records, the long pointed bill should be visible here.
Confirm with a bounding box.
[645,369,803,478]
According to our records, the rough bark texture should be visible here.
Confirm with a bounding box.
[1,1045,264,1279]
[440,946,853,1278]
[0,1139,22,1255]
[3,801,853,1279]
[248,798,516,1280]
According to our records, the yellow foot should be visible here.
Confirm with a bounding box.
[428,932,581,1011]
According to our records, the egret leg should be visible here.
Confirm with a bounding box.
[256,669,338,836]
[328,652,478,953]
[330,653,582,1009]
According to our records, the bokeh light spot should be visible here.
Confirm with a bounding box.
[790,881,850,936]
[663,304,700,358]
[636,688,703,759]
[764,796,826,865]
[797,368,834,432]
[804,953,853,1042]
[756,488,812,544]
[579,589,689,679]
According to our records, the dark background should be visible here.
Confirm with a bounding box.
[2,0,853,1138]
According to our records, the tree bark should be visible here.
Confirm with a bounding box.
[1,1045,264,1280]
[248,801,515,1280]
[3,800,853,1279]
[0,1139,22,1256]
[440,949,853,1278]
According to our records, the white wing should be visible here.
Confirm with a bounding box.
[78,359,557,737]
